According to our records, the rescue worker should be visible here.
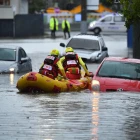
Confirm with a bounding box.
[39,49,67,80]
[62,18,71,39]
[57,47,90,79]
[49,16,59,39]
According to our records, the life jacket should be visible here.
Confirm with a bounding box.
[63,52,81,71]
[63,52,81,79]
[39,55,59,79]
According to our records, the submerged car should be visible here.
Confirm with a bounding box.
[60,33,109,63]
[91,57,140,92]
[0,45,32,74]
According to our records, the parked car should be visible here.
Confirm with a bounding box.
[0,45,32,74]
[59,33,109,63]
[88,13,126,34]
[91,57,140,92]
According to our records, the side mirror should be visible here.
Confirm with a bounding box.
[60,43,65,47]
[102,47,108,51]
[20,57,28,64]
[101,19,105,22]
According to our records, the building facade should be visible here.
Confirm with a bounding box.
[0,0,28,19]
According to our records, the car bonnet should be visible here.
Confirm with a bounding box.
[95,77,140,91]
[0,61,16,71]
[75,49,100,59]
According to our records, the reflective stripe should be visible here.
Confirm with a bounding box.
[67,60,77,65]
[46,56,55,60]
[43,64,52,70]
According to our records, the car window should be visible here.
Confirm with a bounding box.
[18,49,27,61]
[114,16,125,22]
[66,38,100,50]
[101,16,112,22]
[97,61,140,79]
[99,38,105,48]
[0,48,16,61]
[20,49,27,58]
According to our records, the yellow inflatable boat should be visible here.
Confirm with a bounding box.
[16,72,93,93]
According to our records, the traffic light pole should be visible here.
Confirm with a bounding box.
[80,0,87,34]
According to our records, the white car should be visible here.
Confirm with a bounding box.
[59,33,109,63]
[88,13,127,34]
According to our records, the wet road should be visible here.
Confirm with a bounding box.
[0,34,140,140]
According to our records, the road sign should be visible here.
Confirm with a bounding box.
[54,7,60,13]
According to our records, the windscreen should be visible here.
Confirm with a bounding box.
[0,48,16,61]
[97,60,140,80]
[66,38,100,50]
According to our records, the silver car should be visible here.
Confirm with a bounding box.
[60,33,109,63]
[0,45,32,74]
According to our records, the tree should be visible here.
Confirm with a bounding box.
[29,0,46,14]
[109,0,140,59]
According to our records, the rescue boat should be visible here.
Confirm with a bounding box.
[16,71,93,93]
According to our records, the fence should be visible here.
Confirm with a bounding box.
[0,13,102,38]
[0,19,13,37]
[0,14,44,38]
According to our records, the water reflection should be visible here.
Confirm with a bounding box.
[9,74,14,85]
[92,92,100,140]
[124,93,140,140]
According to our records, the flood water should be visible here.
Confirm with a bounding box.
[0,35,140,140]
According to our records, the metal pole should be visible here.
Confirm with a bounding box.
[80,0,87,34]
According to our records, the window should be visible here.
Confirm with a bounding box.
[20,49,27,58]
[101,16,112,22]
[98,61,140,79]
[0,48,16,61]
[67,38,100,50]
[0,0,10,5]
[114,16,125,22]
[19,49,27,61]
[100,38,105,48]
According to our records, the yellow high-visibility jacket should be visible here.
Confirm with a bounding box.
[49,17,59,30]
[62,20,70,31]
[57,54,90,78]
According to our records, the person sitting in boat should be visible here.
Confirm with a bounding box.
[57,47,90,79]
[39,49,67,80]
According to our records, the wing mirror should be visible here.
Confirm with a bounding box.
[60,43,65,47]
[20,57,28,64]
[102,47,108,51]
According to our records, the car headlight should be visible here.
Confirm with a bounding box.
[91,80,100,91]
[9,68,15,72]
[89,21,96,28]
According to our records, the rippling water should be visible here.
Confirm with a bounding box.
[0,53,140,140]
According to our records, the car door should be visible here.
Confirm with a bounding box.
[18,48,31,72]
[99,15,113,32]
[113,15,126,32]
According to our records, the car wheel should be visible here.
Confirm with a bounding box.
[93,28,101,35]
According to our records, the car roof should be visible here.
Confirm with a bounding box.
[104,13,123,17]
[72,34,102,40]
[0,45,21,50]
[104,57,140,63]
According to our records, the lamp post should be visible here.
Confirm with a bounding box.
[13,6,16,38]
[80,0,87,34]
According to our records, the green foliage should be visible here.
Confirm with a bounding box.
[29,0,46,14]
[100,0,112,7]
[108,0,140,28]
